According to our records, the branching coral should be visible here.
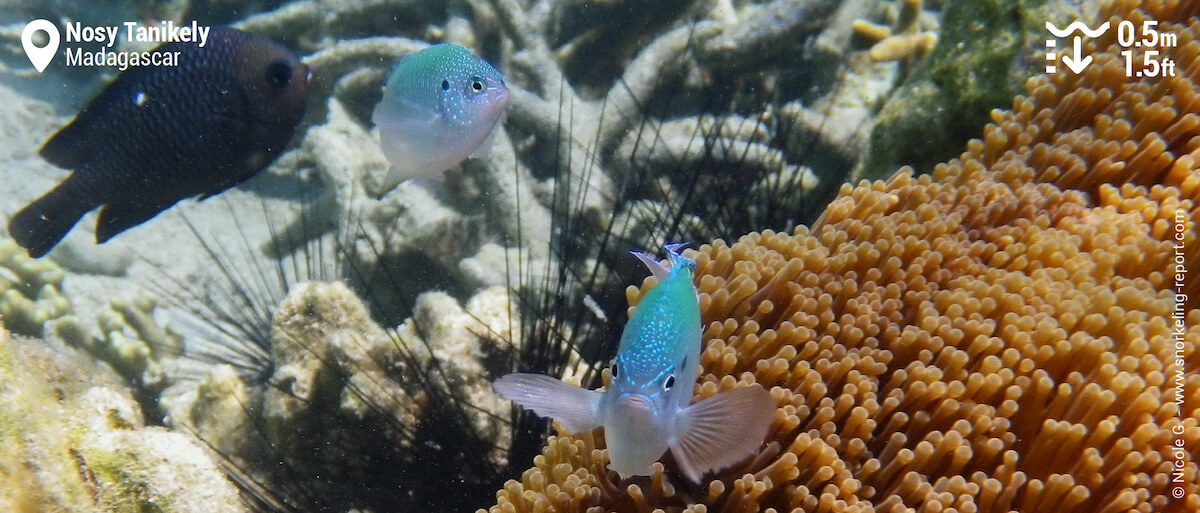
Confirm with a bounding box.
[483,1,1200,512]
[226,0,847,281]
[852,0,938,63]
[0,238,70,337]
[1,232,181,409]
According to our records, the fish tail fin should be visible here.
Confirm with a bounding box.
[493,373,602,434]
[7,178,93,258]
[670,384,775,482]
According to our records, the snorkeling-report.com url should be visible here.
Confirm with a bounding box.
[1170,208,1191,502]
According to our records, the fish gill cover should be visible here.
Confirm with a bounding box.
[2,1,1189,513]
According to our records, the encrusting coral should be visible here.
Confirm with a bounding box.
[162,280,520,507]
[483,1,1200,512]
[0,328,247,513]
[392,286,519,467]
[163,280,424,501]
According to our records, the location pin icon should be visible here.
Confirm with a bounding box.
[22,19,59,73]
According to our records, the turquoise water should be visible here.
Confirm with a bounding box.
[0,1,1136,512]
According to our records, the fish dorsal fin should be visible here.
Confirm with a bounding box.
[632,250,669,280]
[493,373,603,434]
[632,243,691,280]
[669,384,775,482]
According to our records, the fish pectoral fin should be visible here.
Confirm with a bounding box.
[669,384,775,483]
[404,173,447,192]
[467,121,499,159]
[382,166,446,193]
[493,373,602,434]
[372,97,440,128]
[95,200,170,243]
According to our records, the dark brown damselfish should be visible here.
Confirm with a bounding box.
[8,26,309,258]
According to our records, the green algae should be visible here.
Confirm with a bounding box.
[861,0,1082,180]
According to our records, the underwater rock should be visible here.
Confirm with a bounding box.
[860,0,1089,180]
[161,363,261,465]
[0,328,246,513]
[161,279,520,509]
[459,242,517,288]
[160,280,427,510]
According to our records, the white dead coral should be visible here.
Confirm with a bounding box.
[393,285,518,467]
[242,0,848,283]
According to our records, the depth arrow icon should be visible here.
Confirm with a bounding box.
[1061,36,1092,74]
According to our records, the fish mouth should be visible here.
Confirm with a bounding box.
[491,86,510,107]
[616,394,655,413]
[480,88,510,119]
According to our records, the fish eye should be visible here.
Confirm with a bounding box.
[265,59,293,88]
[441,79,451,91]
[662,374,675,391]
[611,361,619,379]
[470,76,485,93]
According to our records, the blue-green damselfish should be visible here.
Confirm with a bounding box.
[8,27,310,258]
[372,43,508,188]
[494,244,775,482]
